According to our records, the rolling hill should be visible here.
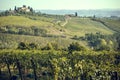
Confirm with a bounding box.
[0,15,120,49]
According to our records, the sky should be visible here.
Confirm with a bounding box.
[0,0,120,10]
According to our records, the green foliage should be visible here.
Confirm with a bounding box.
[42,43,53,50]
[82,33,115,50]
[29,43,37,49]
[17,42,37,50]
[114,33,120,50]
[42,42,60,50]
[0,25,48,36]
[32,26,47,36]
[68,42,86,53]
[75,12,78,17]
[17,42,29,50]
[0,50,119,80]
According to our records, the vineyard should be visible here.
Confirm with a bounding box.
[0,9,120,80]
[0,50,120,80]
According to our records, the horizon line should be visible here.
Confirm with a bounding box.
[1,8,120,11]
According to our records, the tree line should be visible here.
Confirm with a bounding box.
[0,26,47,36]
[72,32,120,51]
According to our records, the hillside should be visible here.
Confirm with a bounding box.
[0,16,116,36]
[0,15,120,49]
[0,15,66,36]
[0,14,120,80]
[64,17,114,36]
[0,16,53,27]
[93,18,120,32]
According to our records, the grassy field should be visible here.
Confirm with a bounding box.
[0,16,53,27]
[64,17,114,36]
[99,18,120,32]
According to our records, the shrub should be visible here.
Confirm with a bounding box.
[68,42,86,53]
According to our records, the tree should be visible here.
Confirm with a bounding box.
[108,40,114,50]
[100,39,107,46]
[14,6,17,11]
[93,15,96,18]
[68,42,86,53]
[29,43,37,49]
[30,8,33,13]
[17,42,28,50]
[28,6,31,9]
[5,10,9,16]
[115,33,120,50]
[9,8,11,11]
[75,12,78,17]
[98,39,114,51]
[97,39,109,50]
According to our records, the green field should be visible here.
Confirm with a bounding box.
[97,18,120,32]
[0,16,53,27]
[64,17,114,36]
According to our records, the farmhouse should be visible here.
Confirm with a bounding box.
[14,5,33,13]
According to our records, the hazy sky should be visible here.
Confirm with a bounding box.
[0,0,120,10]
